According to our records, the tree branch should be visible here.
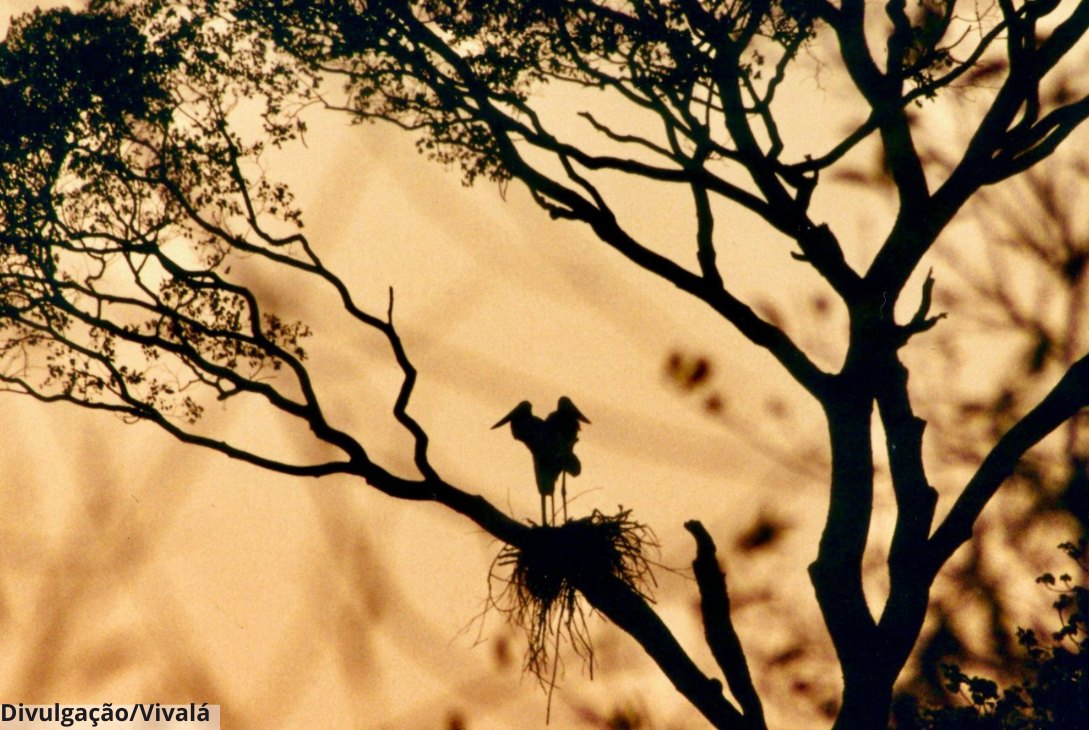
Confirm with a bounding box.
[810,386,879,673]
[685,520,767,730]
[926,352,1089,579]
[988,94,1089,182]
[398,38,835,398]
[574,569,748,730]
[692,181,725,287]
[873,352,938,667]
[385,288,439,482]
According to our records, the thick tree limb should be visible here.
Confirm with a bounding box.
[573,569,748,730]
[685,520,767,730]
[873,354,938,667]
[827,0,888,106]
[810,387,879,672]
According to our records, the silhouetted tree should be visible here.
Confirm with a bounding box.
[3,2,1089,729]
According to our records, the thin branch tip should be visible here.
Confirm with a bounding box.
[901,269,947,340]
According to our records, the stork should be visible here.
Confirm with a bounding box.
[493,397,590,526]
[544,397,590,523]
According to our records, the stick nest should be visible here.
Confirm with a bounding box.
[488,508,657,689]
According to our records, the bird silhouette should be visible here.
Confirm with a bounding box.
[544,397,590,523]
[493,397,590,526]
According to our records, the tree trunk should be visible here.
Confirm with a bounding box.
[834,671,896,730]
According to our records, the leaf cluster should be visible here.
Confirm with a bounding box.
[0,7,173,159]
[1,4,317,436]
[232,0,821,184]
[897,539,1088,730]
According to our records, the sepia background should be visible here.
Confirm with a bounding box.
[0,2,1084,728]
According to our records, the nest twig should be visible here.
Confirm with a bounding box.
[488,508,657,700]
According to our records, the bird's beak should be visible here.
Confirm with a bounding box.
[492,412,514,429]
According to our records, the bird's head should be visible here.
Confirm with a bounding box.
[556,396,590,424]
[492,400,534,429]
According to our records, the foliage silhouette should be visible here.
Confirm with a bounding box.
[893,539,1087,730]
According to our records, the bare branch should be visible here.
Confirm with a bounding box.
[685,520,767,730]
[989,94,1089,182]
[692,181,725,287]
[927,353,1089,579]
[873,354,938,667]
[809,388,880,673]
[574,568,748,730]
[899,268,947,342]
[385,288,438,482]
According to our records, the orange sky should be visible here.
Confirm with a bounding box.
[1,2,1084,728]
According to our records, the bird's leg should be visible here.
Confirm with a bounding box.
[561,473,568,524]
[541,494,547,527]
